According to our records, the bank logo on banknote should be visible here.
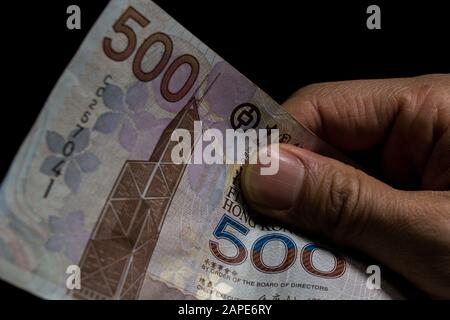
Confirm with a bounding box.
[0,0,402,299]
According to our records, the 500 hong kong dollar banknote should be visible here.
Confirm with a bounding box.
[0,0,403,299]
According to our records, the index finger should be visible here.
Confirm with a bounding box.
[282,74,450,189]
[282,74,448,151]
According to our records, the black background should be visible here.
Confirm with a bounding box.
[1,0,449,301]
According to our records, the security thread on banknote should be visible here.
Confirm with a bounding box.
[0,0,402,300]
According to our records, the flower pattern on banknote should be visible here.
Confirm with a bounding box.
[40,129,100,193]
[45,211,89,263]
[94,82,170,159]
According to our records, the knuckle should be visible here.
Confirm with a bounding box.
[398,75,449,106]
[420,85,448,109]
[323,168,369,241]
[410,75,450,111]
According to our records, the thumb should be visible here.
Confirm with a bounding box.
[241,144,413,260]
[242,143,450,298]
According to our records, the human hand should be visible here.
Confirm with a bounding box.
[241,74,450,298]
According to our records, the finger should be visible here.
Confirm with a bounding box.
[423,126,450,190]
[241,144,450,298]
[283,74,450,188]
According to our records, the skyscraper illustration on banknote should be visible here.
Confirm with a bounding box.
[75,97,200,299]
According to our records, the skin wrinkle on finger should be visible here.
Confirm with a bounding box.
[424,130,450,189]
[422,85,450,189]
[381,85,432,184]
[409,84,440,176]
[285,80,403,150]
[395,79,450,188]
[283,74,450,189]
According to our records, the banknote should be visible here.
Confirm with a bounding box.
[0,0,403,299]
